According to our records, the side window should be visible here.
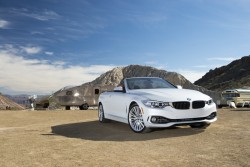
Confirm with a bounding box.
[66,91,73,96]
[95,89,100,95]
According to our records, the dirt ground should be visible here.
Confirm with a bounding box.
[0,108,250,167]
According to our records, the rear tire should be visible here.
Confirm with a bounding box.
[98,104,109,123]
[79,103,89,110]
[65,106,70,110]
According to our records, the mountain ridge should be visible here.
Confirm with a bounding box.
[194,56,250,91]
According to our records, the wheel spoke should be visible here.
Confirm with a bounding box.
[129,106,145,132]
[138,120,144,127]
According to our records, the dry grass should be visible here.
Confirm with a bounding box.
[0,108,250,167]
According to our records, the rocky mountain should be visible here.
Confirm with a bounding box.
[194,56,250,91]
[84,65,219,101]
[0,93,25,110]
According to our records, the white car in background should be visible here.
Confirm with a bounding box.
[98,77,217,133]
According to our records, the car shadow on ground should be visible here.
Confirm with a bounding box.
[49,120,205,141]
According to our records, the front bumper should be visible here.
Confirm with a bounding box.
[139,102,217,128]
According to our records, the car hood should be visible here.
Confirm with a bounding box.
[129,88,210,102]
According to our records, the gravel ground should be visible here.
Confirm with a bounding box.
[0,108,250,167]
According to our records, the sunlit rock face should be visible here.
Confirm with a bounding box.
[0,93,25,110]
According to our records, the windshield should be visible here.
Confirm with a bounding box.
[222,93,240,98]
[127,78,176,90]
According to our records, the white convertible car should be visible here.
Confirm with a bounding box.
[98,77,217,133]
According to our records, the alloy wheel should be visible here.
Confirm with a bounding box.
[128,104,145,133]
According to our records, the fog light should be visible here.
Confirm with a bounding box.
[151,117,157,123]
[207,112,217,120]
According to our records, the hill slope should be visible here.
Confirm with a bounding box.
[0,93,25,110]
[194,56,250,91]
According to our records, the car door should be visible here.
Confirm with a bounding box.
[108,91,129,119]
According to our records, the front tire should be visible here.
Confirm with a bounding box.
[98,104,109,123]
[128,103,150,133]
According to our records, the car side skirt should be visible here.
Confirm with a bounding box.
[105,113,128,124]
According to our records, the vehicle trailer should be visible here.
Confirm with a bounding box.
[217,89,250,108]
[52,83,115,110]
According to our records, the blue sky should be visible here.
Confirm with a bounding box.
[0,0,249,95]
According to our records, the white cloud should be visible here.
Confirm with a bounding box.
[144,61,205,83]
[29,10,59,21]
[144,60,168,70]
[52,61,65,66]
[175,69,207,83]
[145,61,158,65]
[45,51,54,56]
[31,31,44,35]
[0,44,19,54]
[14,8,60,21]
[1,44,42,55]
[0,19,9,29]
[0,49,114,95]
[21,46,42,54]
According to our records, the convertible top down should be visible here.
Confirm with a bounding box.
[98,77,217,133]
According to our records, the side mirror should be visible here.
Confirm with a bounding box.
[176,85,183,89]
[114,86,124,92]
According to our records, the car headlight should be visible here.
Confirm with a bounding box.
[206,99,213,105]
[142,100,170,108]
